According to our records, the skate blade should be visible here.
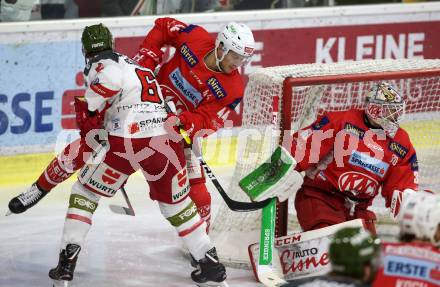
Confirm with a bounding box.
[196,281,229,287]
[5,209,12,216]
[52,280,69,287]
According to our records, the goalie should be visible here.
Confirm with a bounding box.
[240,82,419,235]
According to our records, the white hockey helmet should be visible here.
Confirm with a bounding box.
[399,191,440,247]
[365,82,405,138]
[214,22,255,71]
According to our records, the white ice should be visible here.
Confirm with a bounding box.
[0,166,262,287]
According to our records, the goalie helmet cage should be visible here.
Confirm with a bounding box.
[210,59,440,268]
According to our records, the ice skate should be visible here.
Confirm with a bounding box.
[49,244,81,285]
[191,247,228,287]
[7,183,48,215]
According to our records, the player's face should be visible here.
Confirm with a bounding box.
[220,50,249,74]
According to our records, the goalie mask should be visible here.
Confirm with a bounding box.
[399,192,440,247]
[215,22,255,72]
[365,82,405,138]
[81,23,114,57]
[330,227,381,279]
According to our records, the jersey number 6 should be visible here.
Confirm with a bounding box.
[135,68,162,104]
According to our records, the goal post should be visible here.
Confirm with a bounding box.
[210,59,440,268]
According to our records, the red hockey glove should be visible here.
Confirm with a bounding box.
[74,97,104,138]
[166,18,187,35]
[133,46,164,72]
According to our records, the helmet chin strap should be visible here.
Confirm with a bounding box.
[214,47,227,72]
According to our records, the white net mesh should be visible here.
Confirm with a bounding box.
[210,59,440,267]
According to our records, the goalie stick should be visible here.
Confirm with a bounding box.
[257,198,287,287]
[108,187,135,216]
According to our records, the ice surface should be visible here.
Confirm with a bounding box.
[0,167,261,287]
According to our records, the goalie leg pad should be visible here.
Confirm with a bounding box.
[61,181,101,249]
[159,197,212,260]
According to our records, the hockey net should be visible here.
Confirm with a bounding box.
[210,59,440,268]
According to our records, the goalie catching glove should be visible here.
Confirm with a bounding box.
[239,146,304,202]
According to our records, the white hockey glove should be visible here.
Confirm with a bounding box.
[390,188,417,221]
[239,146,304,202]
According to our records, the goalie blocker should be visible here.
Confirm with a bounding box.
[239,146,305,203]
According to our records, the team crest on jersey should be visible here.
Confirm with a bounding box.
[388,141,408,159]
[349,151,389,178]
[338,171,379,197]
[180,43,198,67]
[170,68,202,107]
[344,123,365,139]
[207,77,227,99]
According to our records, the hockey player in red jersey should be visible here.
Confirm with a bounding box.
[132,17,255,230]
[44,24,227,287]
[241,82,418,235]
[373,191,440,287]
[8,17,255,233]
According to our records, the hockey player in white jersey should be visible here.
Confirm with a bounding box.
[48,23,227,287]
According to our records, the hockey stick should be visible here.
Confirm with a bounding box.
[182,128,272,212]
[109,187,135,216]
[257,198,287,287]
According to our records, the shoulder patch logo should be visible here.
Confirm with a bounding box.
[388,141,408,159]
[180,43,198,67]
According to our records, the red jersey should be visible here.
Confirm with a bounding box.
[136,17,244,134]
[291,109,418,207]
[373,241,440,287]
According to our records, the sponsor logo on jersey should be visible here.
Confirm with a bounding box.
[128,117,167,134]
[349,150,389,178]
[344,122,365,139]
[312,116,329,130]
[409,154,419,171]
[207,77,227,99]
[169,68,202,107]
[384,255,438,284]
[389,141,408,159]
[180,43,198,67]
[172,167,190,202]
[338,171,379,197]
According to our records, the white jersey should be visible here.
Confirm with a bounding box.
[84,51,168,138]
